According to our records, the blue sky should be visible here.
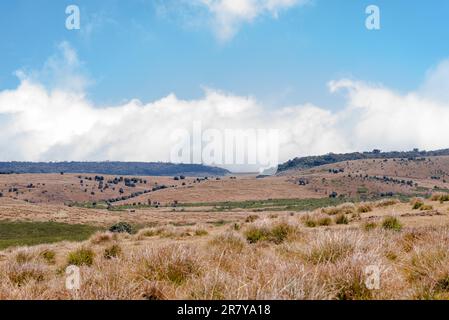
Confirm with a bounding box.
[2,0,449,109]
[1,0,449,165]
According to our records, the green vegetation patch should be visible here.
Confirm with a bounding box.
[179,197,348,212]
[0,221,101,250]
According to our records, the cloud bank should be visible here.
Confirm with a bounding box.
[1,43,449,171]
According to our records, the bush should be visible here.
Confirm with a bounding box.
[335,214,349,225]
[109,222,133,234]
[67,248,95,266]
[104,244,122,259]
[382,217,402,232]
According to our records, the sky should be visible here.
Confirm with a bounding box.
[1,0,449,170]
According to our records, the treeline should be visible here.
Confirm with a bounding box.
[0,162,229,176]
[278,148,449,172]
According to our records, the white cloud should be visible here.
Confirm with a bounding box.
[176,0,309,41]
[1,43,449,172]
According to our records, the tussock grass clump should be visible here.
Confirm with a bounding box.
[411,198,425,210]
[382,217,402,232]
[13,248,36,264]
[194,227,209,236]
[137,245,201,285]
[40,250,56,265]
[362,222,377,232]
[90,231,115,244]
[420,204,433,211]
[303,219,316,228]
[245,226,271,244]
[245,215,259,223]
[375,199,400,208]
[104,244,122,260]
[67,248,95,267]
[430,193,449,202]
[209,232,246,252]
[302,232,355,265]
[357,203,373,213]
[404,243,449,299]
[4,262,47,286]
[136,227,160,239]
[334,214,349,225]
[322,203,355,216]
[302,214,332,227]
[244,221,299,244]
[317,217,332,226]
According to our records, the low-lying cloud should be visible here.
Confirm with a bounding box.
[1,43,449,172]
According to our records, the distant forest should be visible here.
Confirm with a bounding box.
[0,162,229,176]
[278,148,449,172]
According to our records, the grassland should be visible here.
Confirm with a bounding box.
[0,221,100,250]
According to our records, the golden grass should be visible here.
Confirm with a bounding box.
[3,214,449,299]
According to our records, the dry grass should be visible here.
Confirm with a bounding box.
[3,206,449,299]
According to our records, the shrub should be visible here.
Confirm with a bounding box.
[335,214,349,225]
[104,244,122,259]
[382,217,402,232]
[67,248,95,266]
[109,222,133,234]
